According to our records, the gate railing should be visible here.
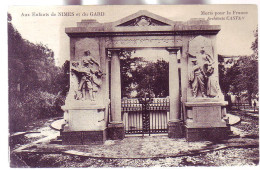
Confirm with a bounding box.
[122,97,170,134]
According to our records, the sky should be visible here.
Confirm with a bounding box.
[8,5,258,66]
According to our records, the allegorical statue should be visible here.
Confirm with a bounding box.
[71,50,103,101]
[188,48,217,98]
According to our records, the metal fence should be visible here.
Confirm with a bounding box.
[232,103,258,110]
[122,98,170,134]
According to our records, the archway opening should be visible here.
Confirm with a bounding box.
[115,48,171,135]
[120,48,169,99]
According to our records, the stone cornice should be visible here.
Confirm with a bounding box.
[65,29,220,38]
[66,10,221,38]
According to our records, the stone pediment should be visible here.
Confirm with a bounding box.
[113,10,174,27]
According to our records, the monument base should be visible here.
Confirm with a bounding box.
[184,101,230,141]
[185,126,231,142]
[61,129,107,145]
[167,121,184,138]
[61,102,107,145]
[107,123,125,140]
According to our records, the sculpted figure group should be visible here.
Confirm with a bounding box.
[188,48,218,98]
[71,50,103,101]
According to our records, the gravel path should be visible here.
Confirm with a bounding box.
[10,110,259,167]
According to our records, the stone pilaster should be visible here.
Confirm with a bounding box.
[108,49,125,140]
[167,48,183,138]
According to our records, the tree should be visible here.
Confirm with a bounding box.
[218,55,230,97]
[219,28,258,105]
[120,52,169,98]
[8,13,69,132]
[131,60,169,98]
[235,28,258,105]
[237,56,258,105]
[251,28,258,60]
[219,56,258,105]
[120,51,142,98]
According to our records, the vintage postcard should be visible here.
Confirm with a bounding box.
[8,5,258,167]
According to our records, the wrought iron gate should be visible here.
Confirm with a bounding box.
[122,97,170,134]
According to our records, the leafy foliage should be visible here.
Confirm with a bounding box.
[131,60,169,98]
[251,28,258,60]
[219,28,258,104]
[120,52,143,98]
[8,13,69,132]
[237,56,258,104]
[120,53,169,98]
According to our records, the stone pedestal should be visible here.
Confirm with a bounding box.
[167,121,184,138]
[107,123,125,140]
[61,102,107,145]
[184,101,230,141]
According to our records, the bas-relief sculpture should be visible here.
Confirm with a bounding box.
[188,48,216,98]
[69,50,103,103]
[187,36,221,99]
[117,15,170,26]
[134,16,153,26]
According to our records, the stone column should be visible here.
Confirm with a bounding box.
[107,49,125,140]
[110,50,122,123]
[167,48,183,138]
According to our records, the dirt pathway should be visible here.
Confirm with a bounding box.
[9,111,259,167]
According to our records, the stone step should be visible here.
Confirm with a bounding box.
[50,139,62,145]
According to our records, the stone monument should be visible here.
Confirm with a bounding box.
[184,35,230,141]
[60,10,231,144]
[61,50,107,145]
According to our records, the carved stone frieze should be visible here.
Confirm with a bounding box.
[105,37,182,47]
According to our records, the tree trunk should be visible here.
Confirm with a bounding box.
[248,92,252,106]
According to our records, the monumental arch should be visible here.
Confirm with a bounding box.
[61,10,230,144]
